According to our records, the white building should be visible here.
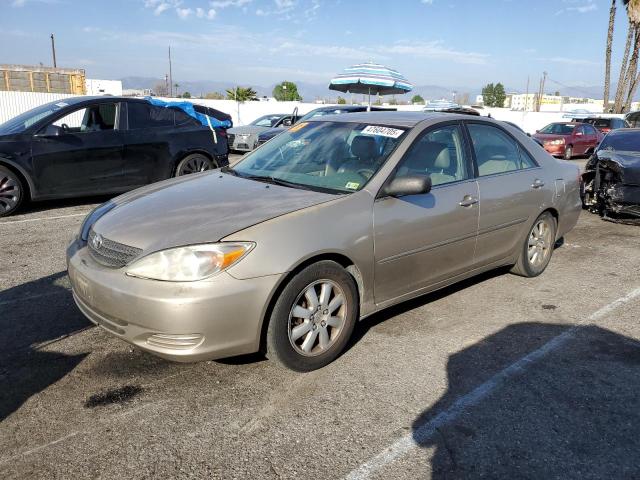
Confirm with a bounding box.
[85,79,123,96]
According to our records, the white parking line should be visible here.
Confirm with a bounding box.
[0,213,87,225]
[345,286,640,480]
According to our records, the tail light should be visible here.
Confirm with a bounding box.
[600,128,611,133]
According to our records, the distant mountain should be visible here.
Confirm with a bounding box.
[120,77,635,102]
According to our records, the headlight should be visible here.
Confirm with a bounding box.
[545,139,565,145]
[125,242,254,282]
[79,201,116,242]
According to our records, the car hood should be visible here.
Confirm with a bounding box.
[258,127,286,139]
[228,125,270,135]
[533,133,568,141]
[591,151,640,184]
[93,171,339,254]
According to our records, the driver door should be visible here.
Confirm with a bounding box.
[373,122,479,305]
[31,102,125,196]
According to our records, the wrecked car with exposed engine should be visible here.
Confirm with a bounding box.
[582,128,640,223]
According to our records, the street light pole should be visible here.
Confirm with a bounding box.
[50,34,57,68]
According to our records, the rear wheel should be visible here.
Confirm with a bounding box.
[0,166,24,217]
[266,261,358,371]
[563,145,573,160]
[175,154,214,177]
[511,212,557,277]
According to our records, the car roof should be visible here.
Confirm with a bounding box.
[606,127,640,135]
[306,111,479,127]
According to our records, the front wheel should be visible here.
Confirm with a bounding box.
[0,166,25,217]
[175,154,214,177]
[511,212,557,277]
[266,261,358,371]
[563,145,573,160]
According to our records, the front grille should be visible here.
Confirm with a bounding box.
[88,229,142,268]
[227,133,235,147]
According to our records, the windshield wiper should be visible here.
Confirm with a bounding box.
[238,173,342,194]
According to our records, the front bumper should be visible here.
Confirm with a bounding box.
[229,134,257,152]
[66,240,281,362]
[543,143,565,156]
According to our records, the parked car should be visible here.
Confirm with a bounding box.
[0,96,231,217]
[256,105,396,146]
[624,110,640,128]
[582,128,640,223]
[532,122,603,159]
[227,114,293,152]
[67,112,581,371]
[572,117,629,134]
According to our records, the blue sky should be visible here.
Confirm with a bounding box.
[0,0,632,91]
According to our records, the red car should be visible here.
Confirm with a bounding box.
[533,122,603,159]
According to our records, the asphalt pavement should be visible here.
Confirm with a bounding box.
[1,159,640,479]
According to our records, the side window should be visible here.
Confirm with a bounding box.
[394,124,469,187]
[585,125,597,135]
[52,103,117,133]
[468,124,528,176]
[173,108,199,127]
[127,103,175,129]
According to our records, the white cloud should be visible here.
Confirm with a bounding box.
[210,0,251,7]
[176,7,193,19]
[421,0,434,4]
[538,56,600,67]
[555,0,596,16]
[275,0,295,8]
[196,7,216,19]
[379,41,489,65]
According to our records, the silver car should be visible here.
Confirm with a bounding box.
[67,112,582,371]
[227,114,293,152]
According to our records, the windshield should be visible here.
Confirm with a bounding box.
[597,131,640,153]
[0,100,70,135]
[539,123,576,135]
[251,114,283,127]
[229,121,407,193]
[298,108,354,122]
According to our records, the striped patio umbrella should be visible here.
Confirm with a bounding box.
[329,62,413,107]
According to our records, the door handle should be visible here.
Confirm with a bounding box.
[531,179,545,189]
[459,195,478,207]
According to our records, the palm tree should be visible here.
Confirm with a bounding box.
[225,87,257,102]
[603,0,617,111]
[613,0,640,112]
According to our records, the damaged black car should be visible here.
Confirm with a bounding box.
[582,128,640,224]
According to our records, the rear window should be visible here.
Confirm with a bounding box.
[128,103,175,129]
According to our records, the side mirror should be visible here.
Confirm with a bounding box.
[283,119,292,126]
[535,130,540,133]
[37,124,62,137]
[383,175,432,198]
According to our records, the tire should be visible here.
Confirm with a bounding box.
[175,153,214,177]
[266,260,358,372]
[563,145,573,160]
[0,166,25,217]
[511,212,557,277]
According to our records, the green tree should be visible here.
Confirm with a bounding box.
[205,91,225,100]
[226,86,257,102]
[337,96,347,104]
[182,91,191,99]
[272,81,302,101]
[411,94,425,105]
[481,83,495,107]
[493,83,506,108]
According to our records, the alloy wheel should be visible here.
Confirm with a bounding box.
[288,279,347,356]
[0,172,21,214]
[178,156,212,175]
[527,218,553,268]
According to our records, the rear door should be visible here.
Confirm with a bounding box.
[31,102,125,196]
[466,122,547,267]
[121,102,177,187]
[373,122,479,305]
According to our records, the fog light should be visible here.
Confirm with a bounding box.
[146,333,204,350]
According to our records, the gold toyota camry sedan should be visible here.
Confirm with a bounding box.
[67,112,582,371]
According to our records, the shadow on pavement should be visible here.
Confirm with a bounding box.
[412,322,640,479]
[0,271,90,421]
[16,195,113,216]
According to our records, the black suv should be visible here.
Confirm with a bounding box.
[0,96,231,216]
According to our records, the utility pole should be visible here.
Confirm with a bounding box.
[164,74,169,97]
[50,34,57,68]
[168,46,173,98]
[524,75,530,112]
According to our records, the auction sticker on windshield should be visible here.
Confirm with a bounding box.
[362,125,405,138]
